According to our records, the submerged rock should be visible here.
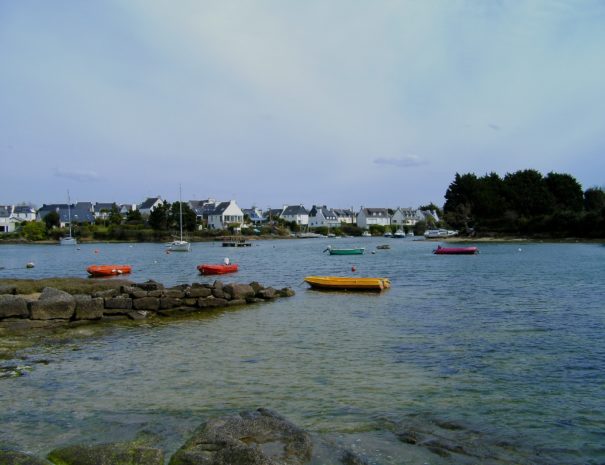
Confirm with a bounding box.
[47,441,164,465]
[0,450,51,465]
[169,408,312,465]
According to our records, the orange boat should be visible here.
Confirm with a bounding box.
[197,264,239,275]
[87,265,132,277]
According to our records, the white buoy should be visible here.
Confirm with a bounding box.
[26,262,35,268]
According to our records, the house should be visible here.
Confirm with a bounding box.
[281,205,309,226]
[189,199,217,224]
[138,197,163,217]
[263,208,284,223]
[391,207,422,228]
[207,200,244,230]
[333,208,356,224]
[242,207,264,224]
[37,204,95,227]
[0,205,20,233]
[93,202,118,219]
[308,205,340,229]
[356,208,391,229]
[119,204,137,217]
[13,205,37,222]
[418,209,440,224]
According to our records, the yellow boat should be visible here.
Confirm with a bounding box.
[304,276,391,291]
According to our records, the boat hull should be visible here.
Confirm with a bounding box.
[304,276,390,291]
[433,246,478,255]
[166,240,191,252]
[325,248,365,255]
[60,236,77,246]
[197,264,239,275]
[87,265,132,277]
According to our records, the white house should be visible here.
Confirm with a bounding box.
[356,208,391,229]
[391,207,422,228]
[308,205,340,229]
[281,205,309,226]
[207,200,244,230]
[0,205,20,233]
[138,197,163,217]
[13,205,36,222]
[333,208,356,224]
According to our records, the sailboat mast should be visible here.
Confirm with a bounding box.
[67,190,72,236]
[179,184,183,241]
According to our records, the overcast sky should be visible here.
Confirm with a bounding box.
[1,0,604,209]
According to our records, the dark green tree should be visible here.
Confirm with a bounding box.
[126,209,143,224]
[503,169,554,217]
[584,187,605,212]
[443,173,479,228]
[545,172,584,211]
[148,201,170,230]
[109,205,123,225]
[43,211,60,230]
[169,202,197,232]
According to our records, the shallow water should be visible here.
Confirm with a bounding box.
[1,239,604,463]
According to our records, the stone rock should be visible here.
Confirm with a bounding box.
[246,297,266,304]
[213,280,224,290]
[182,298,197,307]
[257,288,277,300]
[121,286,148,299]
[249,281,264,294]
[278,288,295,298]
[48,442,164,465]
[0,285,17,295]
[148,290,164,298]
[127,311,151,320]
[160,298,181,309]
[187,287,211,298]
[197,297,228,308]
[211,288,225,299]
[104,297,133,311]
[227,299,246,307]
[223,284,255,301]
[0,449,51,465]
[135,280,165,291]
[92,288,119,299]
[0,295,29,319]
[133,297,160,311]
[165,289,185,299]
[29,288,76,320]
[74,295,104,320]
[169,408,312,465]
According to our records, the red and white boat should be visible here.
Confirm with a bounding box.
[433,245,478,255]
[87,265,132,277]
[197,264,239,275]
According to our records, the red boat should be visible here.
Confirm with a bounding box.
[197,264,239,275]
[87,265,132,277]
[433,245,478,255]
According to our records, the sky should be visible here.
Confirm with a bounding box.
[1,0,604,210]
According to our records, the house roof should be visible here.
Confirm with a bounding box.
[309,205,337,219]
[94,202,117,212]
[139,197,161,209]
[333,208,354,217]
[0,205,12,217]
[209,201,231,215]
[282,205,308,216]
[361,208,390,217]
[13,205,35,214]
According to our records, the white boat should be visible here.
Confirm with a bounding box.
[60,191,77,246]
[362,231,371,237]
[383,232,393,237]
[394,229,405,238]
[166,185,190,252]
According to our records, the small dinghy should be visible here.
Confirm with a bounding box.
[304,276,390,291]
[87,265,132,277]
[433,245,478,255]
[197,264,239,275]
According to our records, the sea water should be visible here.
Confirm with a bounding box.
[1,239,604,464]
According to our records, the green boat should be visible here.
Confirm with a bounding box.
[323,246,365,255]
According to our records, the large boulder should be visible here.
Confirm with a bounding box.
[169,408,312,465]
[74,295,104,320]
[0,295,29,319]
[0,449,51,465]
[223,284,255,301]
[0,285,17,295]
[47,441,164,465]
[29,288,76,320]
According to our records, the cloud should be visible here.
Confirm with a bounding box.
[54,169,100,182]
[374,155,429,168]
[488,124,501,131]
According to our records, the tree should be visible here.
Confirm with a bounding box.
[126,209,143,224]
[44,211,60,230]
[148,201,170,230]
[109,205,123,225]
[545,172,584,211]
[503,169,554,217]
[22,221,46,241]
[584,187,605,212]
[168,202,197,232]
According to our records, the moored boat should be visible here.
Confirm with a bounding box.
[433,245,478,255]
[323,246,365,255]
[304,276,391,291]
[197,263,239,275]
[87,265,132,277]
[376,244,390,250]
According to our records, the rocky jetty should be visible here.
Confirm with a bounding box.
[1,409,370,465]
[0,280,295,331]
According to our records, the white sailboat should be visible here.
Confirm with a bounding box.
[60,191,77,246]
[166,185,191,252]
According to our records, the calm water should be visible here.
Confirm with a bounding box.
[1,239,604,464]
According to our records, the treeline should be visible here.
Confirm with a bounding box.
[443,169,605,238]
